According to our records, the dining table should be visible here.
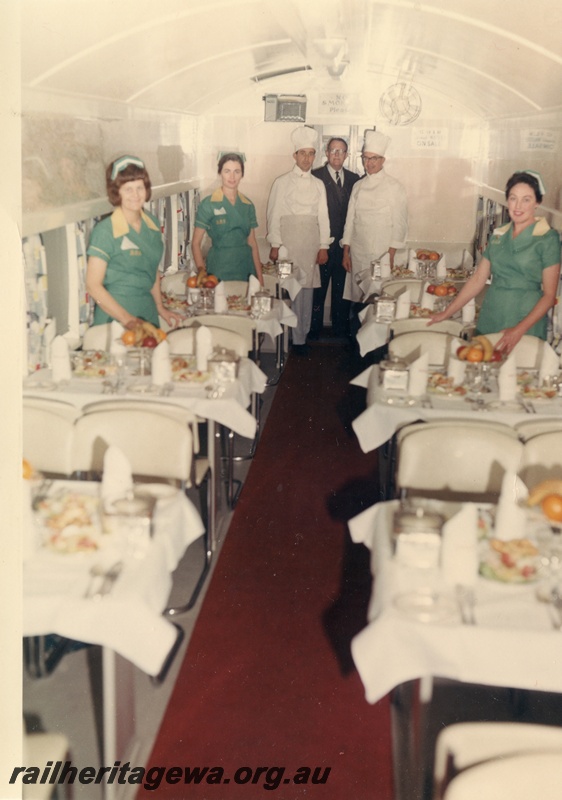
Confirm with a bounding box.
[351,364,562,455]
[348,496,562,800]
[23,478,205,799]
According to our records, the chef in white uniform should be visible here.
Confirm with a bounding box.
[341,130,408,304]
[266,126,332,353]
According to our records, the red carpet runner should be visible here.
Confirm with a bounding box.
[138,344,393,800]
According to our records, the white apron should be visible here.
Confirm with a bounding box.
[280,215,321,290]
[343,185,393,302]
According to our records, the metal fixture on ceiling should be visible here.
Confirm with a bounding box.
[379,82,422,126]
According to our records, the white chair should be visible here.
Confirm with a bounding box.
[82,323,113,351]
[167,325,248,358]
[434,721,562,800]
[389,330,460,367]
[515,418,562,442]
[23,731,70,799]
[391,318,464,338]
[160,270,188,295]
[72,408,212,613]
[23,398,78,476]
[482,332,546,369]
[519,430,562,486]
[395,423,524,501]
[221,279,249,297]
[442,751,562,800]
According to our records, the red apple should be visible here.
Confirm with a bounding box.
[142,336,158,348]
[426,284,436,294]
[447,286,457,295]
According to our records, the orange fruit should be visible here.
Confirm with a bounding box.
[541,494,562,522]
[206,274,219,287]
[122,330,136,346]
[187,275,198,288]
[434,284,449,297]
[22,458,34,480]
[466,346,484,362]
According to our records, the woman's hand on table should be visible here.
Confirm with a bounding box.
[159,308,185,328]
[426,310,450,326]
[493,326,524,355]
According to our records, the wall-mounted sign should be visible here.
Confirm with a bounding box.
[520,129,557,152]
[319,93,357,115]
[411,127,449,150]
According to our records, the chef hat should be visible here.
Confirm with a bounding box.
[363,130,391,156]
[291,126,318,152]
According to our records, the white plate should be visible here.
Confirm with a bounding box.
[393,590,459,623]
[26,380,57,391]
[485,400,524,412]
[127,383,159,394]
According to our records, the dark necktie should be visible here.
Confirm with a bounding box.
[335,171,342,189]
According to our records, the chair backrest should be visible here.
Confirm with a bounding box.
[434,721,562,793]
[381,278,424,300]
[519,430,562,486]
[167,324,248,357]
[482,332,546,369]
[23,400,76,476]
[391,318,464,338]
[389,330,460,366]
[514,418,562,442]
[442,752,562,800]
[396,423,523,500]
[81,399,201,453]
[72,409,194,484]
[221,280,249,298]
[397,419,520,447]
[82,323,113,351]
[160,271,188,296]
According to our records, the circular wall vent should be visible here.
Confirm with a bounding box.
[379,82,422,126]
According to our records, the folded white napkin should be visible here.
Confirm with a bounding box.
[498,354,517,401]
[408,351,429,396]
[51,335,71,383]
[436,255,447,279]
[101,445,133,511]
[214,281,228,313]
[395,288,411,320]
[247,274,261,301]
[494,471,529,541]
[408,250,418,270]
[196,325,213,371]
[539,341,560,382]
[422,285,435,310]
[380,253,391,278]
[110,321,127,357]
[151,339,172,386]
[441,504,479,586]
[447,340,467,385]
[462,298,476,324]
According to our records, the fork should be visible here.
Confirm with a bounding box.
[87,561,124,601]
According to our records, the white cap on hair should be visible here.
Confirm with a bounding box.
[363,130,391,156]
[291,126,318,152]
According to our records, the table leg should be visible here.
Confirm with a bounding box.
[390,680,431,800]
[101,648,135,800]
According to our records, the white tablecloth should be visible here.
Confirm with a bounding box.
[350,499,562,704]
[193,298,297,343]
[356,305,391,357]
[351,365,562,453]
[23,480,204,676]
[23,357,266,439]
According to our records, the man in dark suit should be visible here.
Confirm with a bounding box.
[310,137,360,339]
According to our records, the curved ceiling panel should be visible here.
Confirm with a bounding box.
[21,0,562,120]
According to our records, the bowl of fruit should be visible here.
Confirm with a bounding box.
[121,321,167,375]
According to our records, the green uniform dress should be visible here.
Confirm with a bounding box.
[86,207,164,327]
[194,188,258,280]
[476,217,561,340]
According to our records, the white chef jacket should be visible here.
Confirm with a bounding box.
[266,165,332,289]
[341,170,408,301]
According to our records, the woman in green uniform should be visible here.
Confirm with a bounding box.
[191,153,263,283]
[86,155,183,329]
[429,171,560,353]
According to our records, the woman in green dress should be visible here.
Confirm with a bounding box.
[191,153,263,284]
[86,155,183,329]
[429,171,560,354]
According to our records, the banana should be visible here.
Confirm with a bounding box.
[197,270,208,288]
[472,334,494,362]
[527,479,562,507]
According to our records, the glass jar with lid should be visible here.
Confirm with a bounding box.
[374,293,397,323]
[277,259,293,279]
[392,506,444,569]
[379,354,409,392]
[251,289,272,318]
